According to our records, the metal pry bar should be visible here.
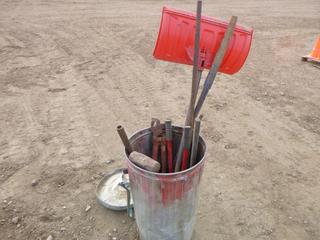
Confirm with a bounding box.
[175,1,203,172]
[165,120,173,173]
[195,16,238,117]
[181,126,191,171]
[190,118,201,167]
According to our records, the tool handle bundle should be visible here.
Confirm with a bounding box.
[176,0,238,172]
[150,119,201,173]
[116,118,202,173]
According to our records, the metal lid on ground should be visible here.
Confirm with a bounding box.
[96,168,133,211]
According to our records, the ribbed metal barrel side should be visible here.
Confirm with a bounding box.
[126,126,206,240]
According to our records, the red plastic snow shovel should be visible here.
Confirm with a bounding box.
[153,6,253,75]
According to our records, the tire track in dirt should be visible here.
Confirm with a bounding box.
[86,22,191,123]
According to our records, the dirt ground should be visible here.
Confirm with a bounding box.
[0,0,319,239]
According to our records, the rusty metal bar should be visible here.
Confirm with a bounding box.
[175,1,202,172]
[190,118,201,167]
[165,120,173,173]
[195,16,238,117]
[117,125,133,153]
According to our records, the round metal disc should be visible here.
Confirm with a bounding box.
[96,168,133,211]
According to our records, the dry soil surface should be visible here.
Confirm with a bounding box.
[0,0,320,240]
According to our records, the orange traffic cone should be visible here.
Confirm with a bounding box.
[302,36,320,64]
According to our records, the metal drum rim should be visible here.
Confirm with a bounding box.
[125,125,207,177]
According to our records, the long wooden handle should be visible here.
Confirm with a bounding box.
[195,16,238,117]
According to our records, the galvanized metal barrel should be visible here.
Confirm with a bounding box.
[126,126,206,240]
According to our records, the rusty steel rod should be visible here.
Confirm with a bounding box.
[175,1,202,172]
[116,125,133,154]
[160,137,167,173]
[165,120,173,173]
[181,126,191,171]
[175,126,191,172]
[190,118,201,167]
[185,0,203,128]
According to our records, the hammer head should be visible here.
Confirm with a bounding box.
[129,151,161,173]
